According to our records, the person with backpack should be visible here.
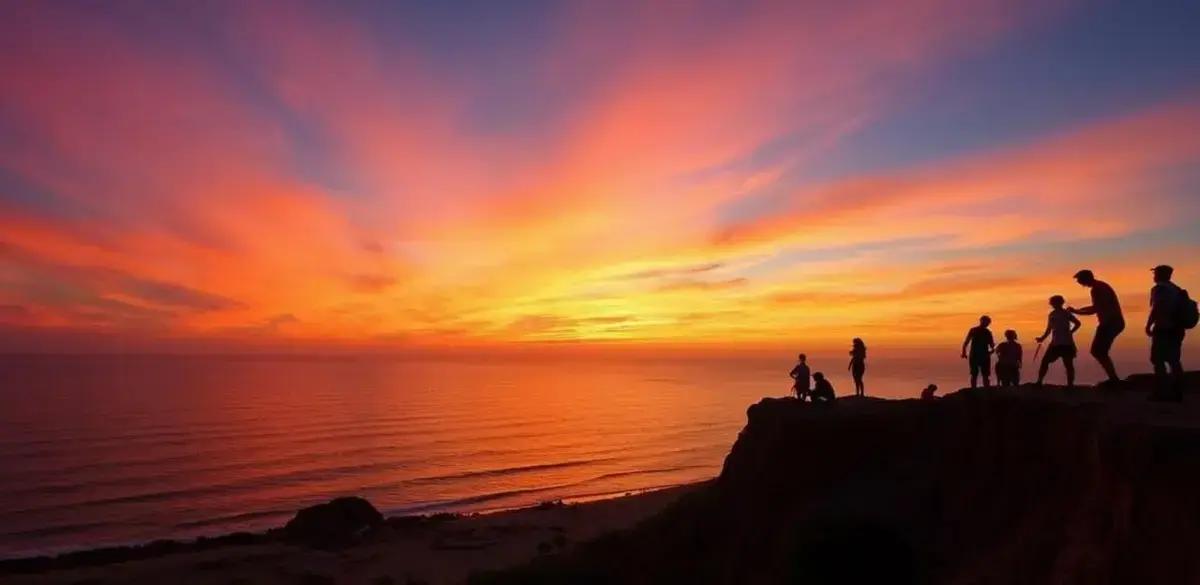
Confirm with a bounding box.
[1146,265,1197,401]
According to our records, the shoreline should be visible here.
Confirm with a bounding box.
[2,483,703,584]
[8,371,1197,584]
[0,482,699,563]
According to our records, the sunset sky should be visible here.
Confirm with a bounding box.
[1,0,1199,353]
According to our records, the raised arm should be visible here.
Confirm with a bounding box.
[1071,305,1096,315]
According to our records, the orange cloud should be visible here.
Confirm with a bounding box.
[0,1,1196,353]
[714,98,1200,251]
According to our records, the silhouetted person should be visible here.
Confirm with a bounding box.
[961,315,995,388]
[848,338,867,396]
[789,353,811,401]
[811,372,836,403]
[994,329,1023,387]
[1068,269,1125,384]
[920,384,938,400]
[1036,295,1081,388]
[1147,265,1187,401]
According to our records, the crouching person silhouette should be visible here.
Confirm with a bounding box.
[811,372,836,404]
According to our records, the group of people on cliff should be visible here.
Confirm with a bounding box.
[787,338,867,403]
[788,264,1196,402]
[959,265,1194,399]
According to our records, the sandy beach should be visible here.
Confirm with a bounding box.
[2,484,699,585]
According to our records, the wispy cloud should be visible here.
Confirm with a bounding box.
[0,1,1196,350]
[617,263,725,281]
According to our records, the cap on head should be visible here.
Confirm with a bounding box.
[1153,265,1174,279]
[926,384,938,391]
[1050,294,1065,307]
[979,315,991,326]
[1073,269,1094,283]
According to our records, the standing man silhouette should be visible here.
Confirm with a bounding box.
[1068,269,1125,385]
[789,353,811,400]
[961,315,996,388]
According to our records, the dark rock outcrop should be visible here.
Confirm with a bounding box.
[473,372,1200,585]
[284,496,384,549]
[1,500,446,574]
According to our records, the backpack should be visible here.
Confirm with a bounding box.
[1179,288,1199,330]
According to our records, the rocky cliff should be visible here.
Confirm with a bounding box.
[474,372,1200,585]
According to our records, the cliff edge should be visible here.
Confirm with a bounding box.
[475,372,1200,585]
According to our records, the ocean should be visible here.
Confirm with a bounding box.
[0,349,1181,558]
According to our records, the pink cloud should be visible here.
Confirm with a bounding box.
[5,0,1196,350]
[713,98,1200,251]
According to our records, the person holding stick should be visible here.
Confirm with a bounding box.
[1036,295,1081,388]
[789,353,811,400]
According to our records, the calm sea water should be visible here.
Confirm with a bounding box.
[0,349,1179,558]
